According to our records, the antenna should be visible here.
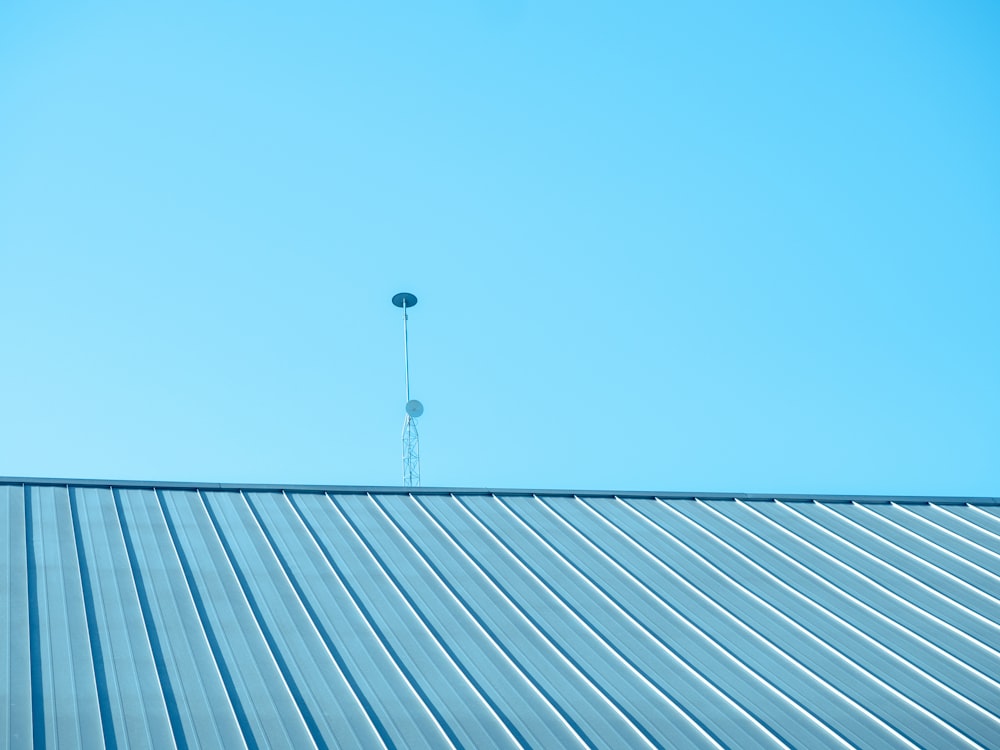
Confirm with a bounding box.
[392,292,422,486]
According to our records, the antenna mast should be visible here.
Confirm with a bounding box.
[392,292,423,486]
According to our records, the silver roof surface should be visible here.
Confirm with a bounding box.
[2,478,1000,749]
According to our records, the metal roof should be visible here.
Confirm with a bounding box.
[3,479,1000,749]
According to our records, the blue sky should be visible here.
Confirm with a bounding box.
[2,1,997,495]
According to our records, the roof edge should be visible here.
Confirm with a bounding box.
[0,475,996,505]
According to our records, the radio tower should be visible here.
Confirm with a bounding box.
[392,292,423,486]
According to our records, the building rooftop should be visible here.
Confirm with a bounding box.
[3,477,999,748]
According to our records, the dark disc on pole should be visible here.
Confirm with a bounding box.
[392,292,418,308]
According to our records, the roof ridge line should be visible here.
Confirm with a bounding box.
[0,476,996,505]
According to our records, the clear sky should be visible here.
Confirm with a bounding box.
[2,1,997,496]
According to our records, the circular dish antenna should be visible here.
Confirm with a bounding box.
[392,292,418,308]
[406,399,424,418]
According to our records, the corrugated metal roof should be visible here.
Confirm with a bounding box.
[2,479,999,749]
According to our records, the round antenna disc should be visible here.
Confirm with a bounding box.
[392,292,418,308]
[405,399,424,418]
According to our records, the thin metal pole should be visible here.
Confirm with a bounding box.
[402,300,411,402]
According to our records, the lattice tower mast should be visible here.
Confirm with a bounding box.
[392,292,422,486]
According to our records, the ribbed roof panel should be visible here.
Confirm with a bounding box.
[2,480,999,749]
